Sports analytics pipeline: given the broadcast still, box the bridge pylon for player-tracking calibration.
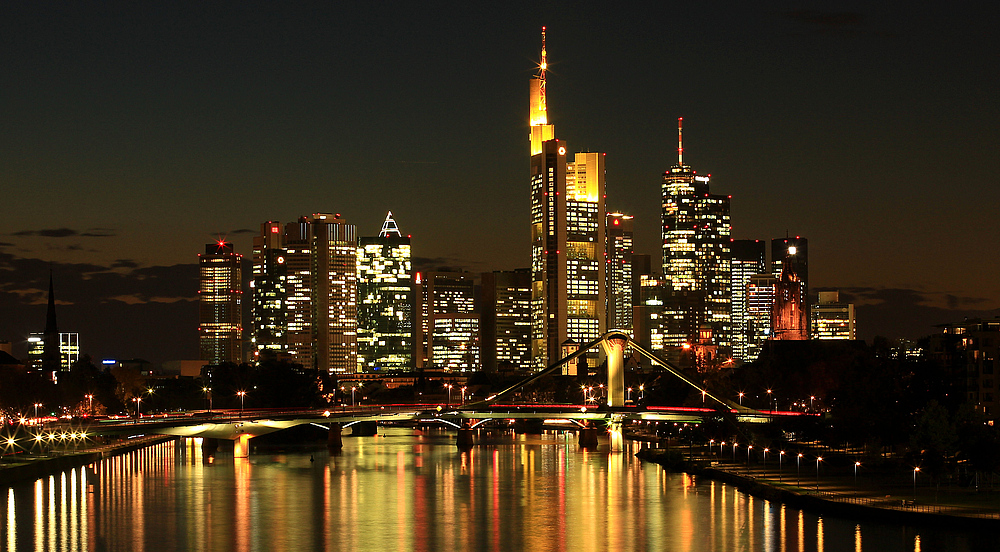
[600,331,629,408]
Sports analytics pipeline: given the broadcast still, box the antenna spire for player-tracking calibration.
[677,117,684,166]
[380,211,401,238]
[539,26,547,114]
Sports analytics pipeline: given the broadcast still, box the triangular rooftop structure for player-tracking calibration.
[379,211,401,238]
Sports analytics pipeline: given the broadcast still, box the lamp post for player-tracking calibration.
[639,384,644,401]
[779,451,785,483]
[913,467,920,501]
[351,386,357,407]
[445,383,453,406]
[738,392,744,406]
[747,445,753,476]
[732,441,738,463]
[203,387,213,411]
[766,388,773,415]
[797,453,803,487]
[461,386,467,405]
[237,391,246,415]
[709,439,715,458]
[809,395,815,411]
[763,448,769,479]
[33,403,41,424]
[720,441,726,461]
[854,461,861,496]
[627,387,632,403]
[815,456,823,492]
[133,397,142,419]
[85,394,93,416]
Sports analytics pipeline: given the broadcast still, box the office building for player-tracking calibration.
[731,240,766,362]
[357,212,413,372]
[529,30,606,371]
[198,241,243,364]
[311,213,358,374]
[481,269,532,372]
[661,118,732,357]
[415,272,479,371]
[606,213,634,334]
[283,217,313,364]
[250,221,287,361]
[930,318,1000,421]
[811,290,856,340]
[27,332,79,373]
[747,274,777,360]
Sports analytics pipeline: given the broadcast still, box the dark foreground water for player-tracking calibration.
[0,428,993,551]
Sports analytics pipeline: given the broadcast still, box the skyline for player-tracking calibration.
[3,3,999,364]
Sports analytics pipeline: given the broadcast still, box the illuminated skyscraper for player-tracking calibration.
[481,269,532,371]
[811,291,856,340]
[27,332,79,373]
[414,272,479,371]
[198,241,243,364]
[606,213,634,334]
[731,240,766,361]
[529,30,606,371]
[250,221,287,361]
[661,119,732,357]
[747,274,777,359]
[311,213,358,374]
[283,217,313,364]
[357,212,413,372]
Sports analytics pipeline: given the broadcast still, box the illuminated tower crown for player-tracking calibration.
[379,211,401,238]
[529,26,555,155]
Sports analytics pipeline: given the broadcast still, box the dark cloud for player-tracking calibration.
[0,242,13,247]
[111,259,140,269]
[13,228,78,238]
[12,227,115,238]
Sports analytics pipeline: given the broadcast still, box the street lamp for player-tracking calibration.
[627,387,632,402]
[85,394,94,416]
[809,395,815,411]
[766,388,773,415]
[738,392,744,406]
[816,456,823,492]
[237,391,246,415]
[732,441,738,462]
[461,386,467,405]
[639,384,644,401]
[720,441,726,460]
[709,439,715,458]
[203,387,213,411]
[445,383,453,406]
[747,445,753,476]
[132,397,142,419]
[854,461,861,496]
[779,451,785,482]
[913,467,920,501]
[797,453,803,487]
[33,403,42,423]
[763,448,769,479]
[351,386,357,407]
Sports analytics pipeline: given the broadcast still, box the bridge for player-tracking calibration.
[76,332,814,453]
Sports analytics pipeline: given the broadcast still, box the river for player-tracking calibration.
[0,428,993,551]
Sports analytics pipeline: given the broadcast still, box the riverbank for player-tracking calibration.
[0,434,176,487]
[636,447,999,529]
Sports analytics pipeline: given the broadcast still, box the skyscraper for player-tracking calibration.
[731,239,766,362]
[606,213,634,334]
[747,274,777,359]
[529,30,606,371]
[250,221,287,361]
[311,213,358,374]
[198,241,243,364]
[283,217,313,364]
[771,236,808,326]
[357,212,413,372]
[414,272,479,371]
[481,269,532,372]
[660,119,732,358]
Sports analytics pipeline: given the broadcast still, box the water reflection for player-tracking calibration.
[0,429,993,551]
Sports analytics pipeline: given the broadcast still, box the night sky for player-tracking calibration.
[3,2,998,365]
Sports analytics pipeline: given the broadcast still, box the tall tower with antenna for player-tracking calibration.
[529,28,606,371]
[358,211,413,372]
[660,118,732,365]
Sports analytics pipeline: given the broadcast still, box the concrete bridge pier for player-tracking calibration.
[328,423,343,450]
[600,331,628,407]
[608,420,624,453]
[456,421,474,449]
[233,434,251,458]
[201,437,220,457]
[579,423,600,449]
[351,421,378,437]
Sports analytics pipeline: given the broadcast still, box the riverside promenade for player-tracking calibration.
[638,443,1000,527]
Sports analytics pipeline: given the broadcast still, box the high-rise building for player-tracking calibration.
[481,269,532,372]
[811,291,856,340]
[311,213,358,374]
[27,331,79,373]
[250,221,287,361]
[606,213,634,334]
[198,241,243,364]
[747,274,777,360]
[661,119,732,357]
[529,30,606,371]
[414,272,479,371]
[731,240,766,361]
[283,217,313,364]
[771,237,808,323]
[357,212,413,372]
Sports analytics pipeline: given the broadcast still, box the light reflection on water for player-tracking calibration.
[0,428,993,551]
